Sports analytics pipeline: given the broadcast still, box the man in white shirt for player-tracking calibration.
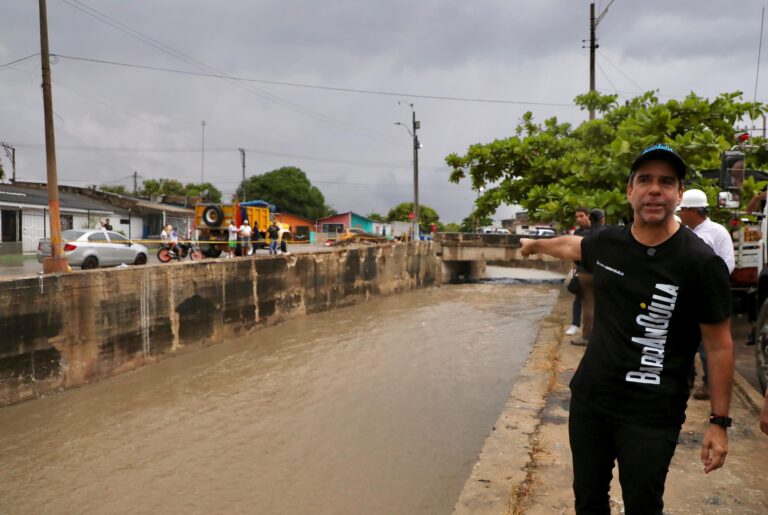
[239,219,252,256]
[678,189,735,400]
[227,220,238,258]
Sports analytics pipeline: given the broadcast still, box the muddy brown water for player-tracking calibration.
[0,270,559,514]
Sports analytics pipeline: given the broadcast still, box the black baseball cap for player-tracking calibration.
[631,144,687,179]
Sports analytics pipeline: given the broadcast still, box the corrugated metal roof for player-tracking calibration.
[0,183,115,212]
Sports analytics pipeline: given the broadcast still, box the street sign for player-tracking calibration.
[409,212,414,220]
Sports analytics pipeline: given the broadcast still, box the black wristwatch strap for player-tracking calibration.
[709,415,732,428]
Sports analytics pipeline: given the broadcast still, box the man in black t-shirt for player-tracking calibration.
[520,144,734,515]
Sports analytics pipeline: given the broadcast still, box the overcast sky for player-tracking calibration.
[1,0,766,223]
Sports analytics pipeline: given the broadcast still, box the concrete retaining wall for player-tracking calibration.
[0,243,438,406]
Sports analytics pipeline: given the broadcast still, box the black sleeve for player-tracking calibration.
[580,233,597,273]
[695,255,733,324]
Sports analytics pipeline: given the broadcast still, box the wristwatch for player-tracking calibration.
[709,415,732,428]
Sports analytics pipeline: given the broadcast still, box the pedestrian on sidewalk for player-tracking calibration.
[570,208,607,346]
[239,218,252,256]
[677,189,735,401]
[267,220,279,255]
[521,144,734,515]
[227,219,238,258]
[565,207,591,338]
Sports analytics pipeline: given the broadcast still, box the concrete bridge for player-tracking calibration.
[432,233,569,282]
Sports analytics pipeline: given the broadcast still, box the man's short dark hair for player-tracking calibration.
[575,207,589,215]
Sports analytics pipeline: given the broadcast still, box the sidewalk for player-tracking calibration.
[454,290,768,515]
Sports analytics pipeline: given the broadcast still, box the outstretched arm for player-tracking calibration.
[699,319,733,473]
[520,235,582,261]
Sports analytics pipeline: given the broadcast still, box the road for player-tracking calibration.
[0,242,333,278]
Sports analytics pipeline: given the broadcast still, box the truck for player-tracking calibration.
[714,146,768,393]
[194,201,287,257]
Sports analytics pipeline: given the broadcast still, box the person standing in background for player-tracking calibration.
[677,189,735,400]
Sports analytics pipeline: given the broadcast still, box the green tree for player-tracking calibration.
[366,212,385,221]
[446,91,767,227]
[443,222,462,232]
[140,178,185,197]
[460,214,492,232]
[386,202,440,231]
[99,184,129,195]
[185,182,222,202]
[238,166,329,219]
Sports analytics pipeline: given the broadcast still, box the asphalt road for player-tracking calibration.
[0,242,334,278]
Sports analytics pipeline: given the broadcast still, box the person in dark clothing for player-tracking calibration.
[267,221,279,255]
[570,208,607,346]
[520,144,733,514]
[566,208,591,338]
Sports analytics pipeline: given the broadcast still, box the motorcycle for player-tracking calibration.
[157,240,204,263]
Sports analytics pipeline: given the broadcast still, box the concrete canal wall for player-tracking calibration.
[0,243,438,406]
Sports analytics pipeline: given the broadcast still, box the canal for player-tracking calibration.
[0,268,560,514]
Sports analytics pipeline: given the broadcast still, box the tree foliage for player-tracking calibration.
[136,179,222,201]
[98,184,129,195]
[140,178,185,196]
[446,91,767,226]
[238,166,329,220]
[184,182,222,202]
[386,202,440,230]
[366,212,385,221]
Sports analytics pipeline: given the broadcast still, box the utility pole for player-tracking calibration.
[132,171,138,195]
[239,148,246,202]
[0,142,16,182]
[201,120,206,183]
[38,0,67,273]
[396,103,421,239]
[587,0,615,120]
[412,109,420,239]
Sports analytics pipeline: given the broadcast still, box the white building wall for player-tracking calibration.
[129,215,144,240]
[21,209,46,253]
[20,208,118,253]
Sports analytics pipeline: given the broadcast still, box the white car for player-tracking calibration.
[37,229,149,269]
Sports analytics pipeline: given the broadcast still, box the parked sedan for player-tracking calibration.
[37,229,149,269]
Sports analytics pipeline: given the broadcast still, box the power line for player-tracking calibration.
[596,62,623,101]
[12,142,431,169]
[597,54,645,93]
[0,53,38,70]
[58,0,402,145]
[53,54,577,108]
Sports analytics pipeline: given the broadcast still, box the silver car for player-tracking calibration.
[37,229,149,269]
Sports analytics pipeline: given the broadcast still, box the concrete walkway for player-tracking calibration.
[454,289,768,515]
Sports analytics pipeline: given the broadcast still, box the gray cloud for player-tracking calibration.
[2,0,768,223]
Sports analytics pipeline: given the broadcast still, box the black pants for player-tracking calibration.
[568,394,681,515]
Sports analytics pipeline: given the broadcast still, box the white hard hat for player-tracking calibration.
[678,189,708,209]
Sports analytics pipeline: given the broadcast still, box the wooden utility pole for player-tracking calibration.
[589,3,596,120]
[0,142,15,182]
[588,0,615,121]
[133,171,138,195]
[412,110,420,239]
[239,148,246,202]
[39,0,68,273]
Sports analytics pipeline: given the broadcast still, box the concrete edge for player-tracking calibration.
[452,290,568,515]
[732,367,764,415]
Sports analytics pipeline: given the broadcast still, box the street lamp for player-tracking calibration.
[201,120,206,183]
[394,102,420,239]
